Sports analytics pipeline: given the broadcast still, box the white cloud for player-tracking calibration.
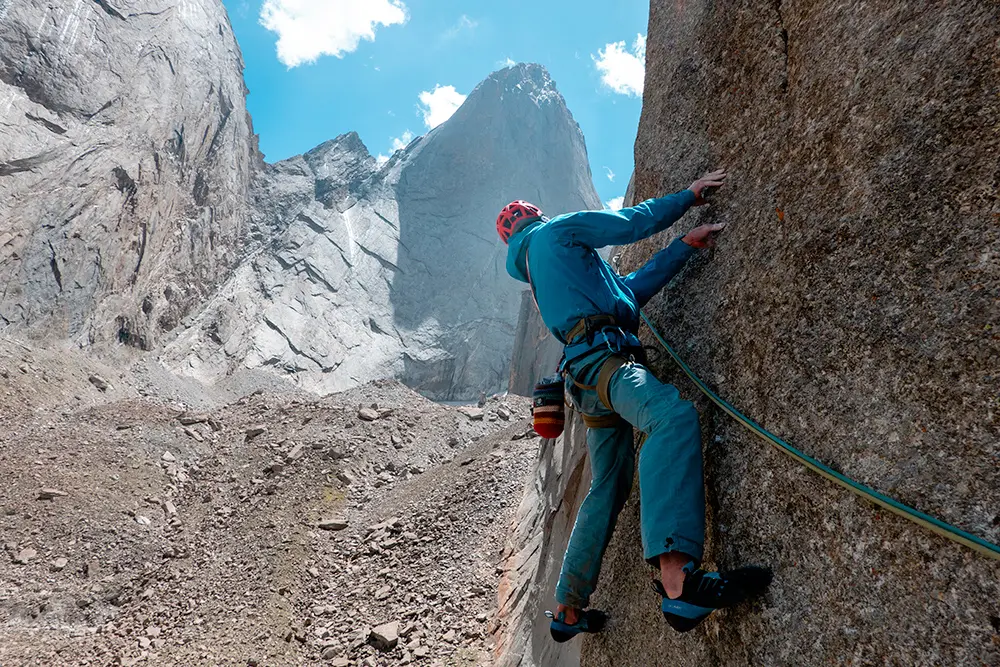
[604,167,616,182]
[593,34,646,96]
[500,57,516,68]
[443,14,477,40]
[375,130,415,167]
[605,196,625,210]
[260,0,407,68]
[418,85,467,129]
[391,130,414,152]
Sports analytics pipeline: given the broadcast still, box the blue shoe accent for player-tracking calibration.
[653,562,772,633]
[660,597,716,620]
[544,609,608,643]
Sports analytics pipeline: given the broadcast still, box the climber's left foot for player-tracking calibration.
[544,608,608,643]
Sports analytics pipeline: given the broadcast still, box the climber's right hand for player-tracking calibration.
[688,169,727,206]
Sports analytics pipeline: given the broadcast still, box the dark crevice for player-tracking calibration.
[169,125,186,162]
[372,209,398,230]
[132,222,147,283]
[25,113,67,135]
[296,212,327,235]
[92,0,127,20]
[274,254,300,271]
[206,90,234,158]
[262,316,338,373]
[112,166,138,212]
[116,315,150,350]
[356,242,403,274]
[0,150,59,177]
[368,318,390,336]
[193,170,209,206]
[200,124,211,152]
[61,207,83,228]
[83,98,117,120]
[48,242,63,292]
[127,8,172,19]
[301,261,338,293]
[297,212,350,258]
[71,145,108,167]
[774,0,789,92]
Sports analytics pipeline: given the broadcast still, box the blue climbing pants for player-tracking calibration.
[555,362,705,609]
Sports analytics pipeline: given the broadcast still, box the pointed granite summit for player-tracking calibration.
[165,63,601,400]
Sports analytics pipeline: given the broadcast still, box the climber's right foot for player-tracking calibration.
[544,608,608,643]
[653,562,772,633]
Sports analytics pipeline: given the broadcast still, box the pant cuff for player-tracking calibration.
[644,534,704,567]
[554,585,589,610]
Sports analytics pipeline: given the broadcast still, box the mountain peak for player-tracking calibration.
[470,62,563,109]
[304,132,371,163]
[301,132,375,189]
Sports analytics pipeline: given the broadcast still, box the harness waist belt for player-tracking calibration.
[565,314,619,344]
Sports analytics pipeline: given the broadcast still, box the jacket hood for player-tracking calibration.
[505,219,545,283]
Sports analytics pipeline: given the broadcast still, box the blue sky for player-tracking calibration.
[221,0,650,208]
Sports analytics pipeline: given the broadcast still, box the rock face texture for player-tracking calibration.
[0,0,256,348]
[165,64,600,400]
[500,2,999,665]
[494,420,590,667]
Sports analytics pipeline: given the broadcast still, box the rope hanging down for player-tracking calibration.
[638,311,1000,561]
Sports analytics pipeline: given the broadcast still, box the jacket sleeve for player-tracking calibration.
[546,189,696,249]
[621,237,697,307]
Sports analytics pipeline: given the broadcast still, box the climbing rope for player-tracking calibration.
[639,311,1000,561]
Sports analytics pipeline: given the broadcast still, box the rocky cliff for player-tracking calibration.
[499,2,999,665]
[508,292,562,396]
[164,64,601,400]
[0,0,257,349]
[0,0,599,401]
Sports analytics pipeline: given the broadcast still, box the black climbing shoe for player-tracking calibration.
[653,561,772,633]
[544,608,608,643]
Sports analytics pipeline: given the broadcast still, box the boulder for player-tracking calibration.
[368,621,399,651]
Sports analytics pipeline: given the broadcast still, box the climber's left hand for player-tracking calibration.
[682,222,727,249]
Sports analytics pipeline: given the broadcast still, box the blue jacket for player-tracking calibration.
[505,190,697,380]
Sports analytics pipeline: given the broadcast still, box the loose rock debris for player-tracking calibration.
[1,372,534,666]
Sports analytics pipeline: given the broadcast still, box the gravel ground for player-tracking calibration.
[0,337,537,666]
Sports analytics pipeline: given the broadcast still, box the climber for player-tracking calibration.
[498,171,772,640]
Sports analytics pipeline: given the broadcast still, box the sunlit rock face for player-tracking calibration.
[0,0,256,348]
[0,1,598,402]
[165,64,601,400]
[497,2,1000,665]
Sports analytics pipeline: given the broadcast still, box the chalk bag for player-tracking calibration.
[532,375,565,439]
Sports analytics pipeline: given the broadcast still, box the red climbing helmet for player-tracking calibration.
[496,200,544,244]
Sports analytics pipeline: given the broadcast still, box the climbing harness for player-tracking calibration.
[638,310,1000,561]
[562,317,643,429]
[524,249,628,433]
